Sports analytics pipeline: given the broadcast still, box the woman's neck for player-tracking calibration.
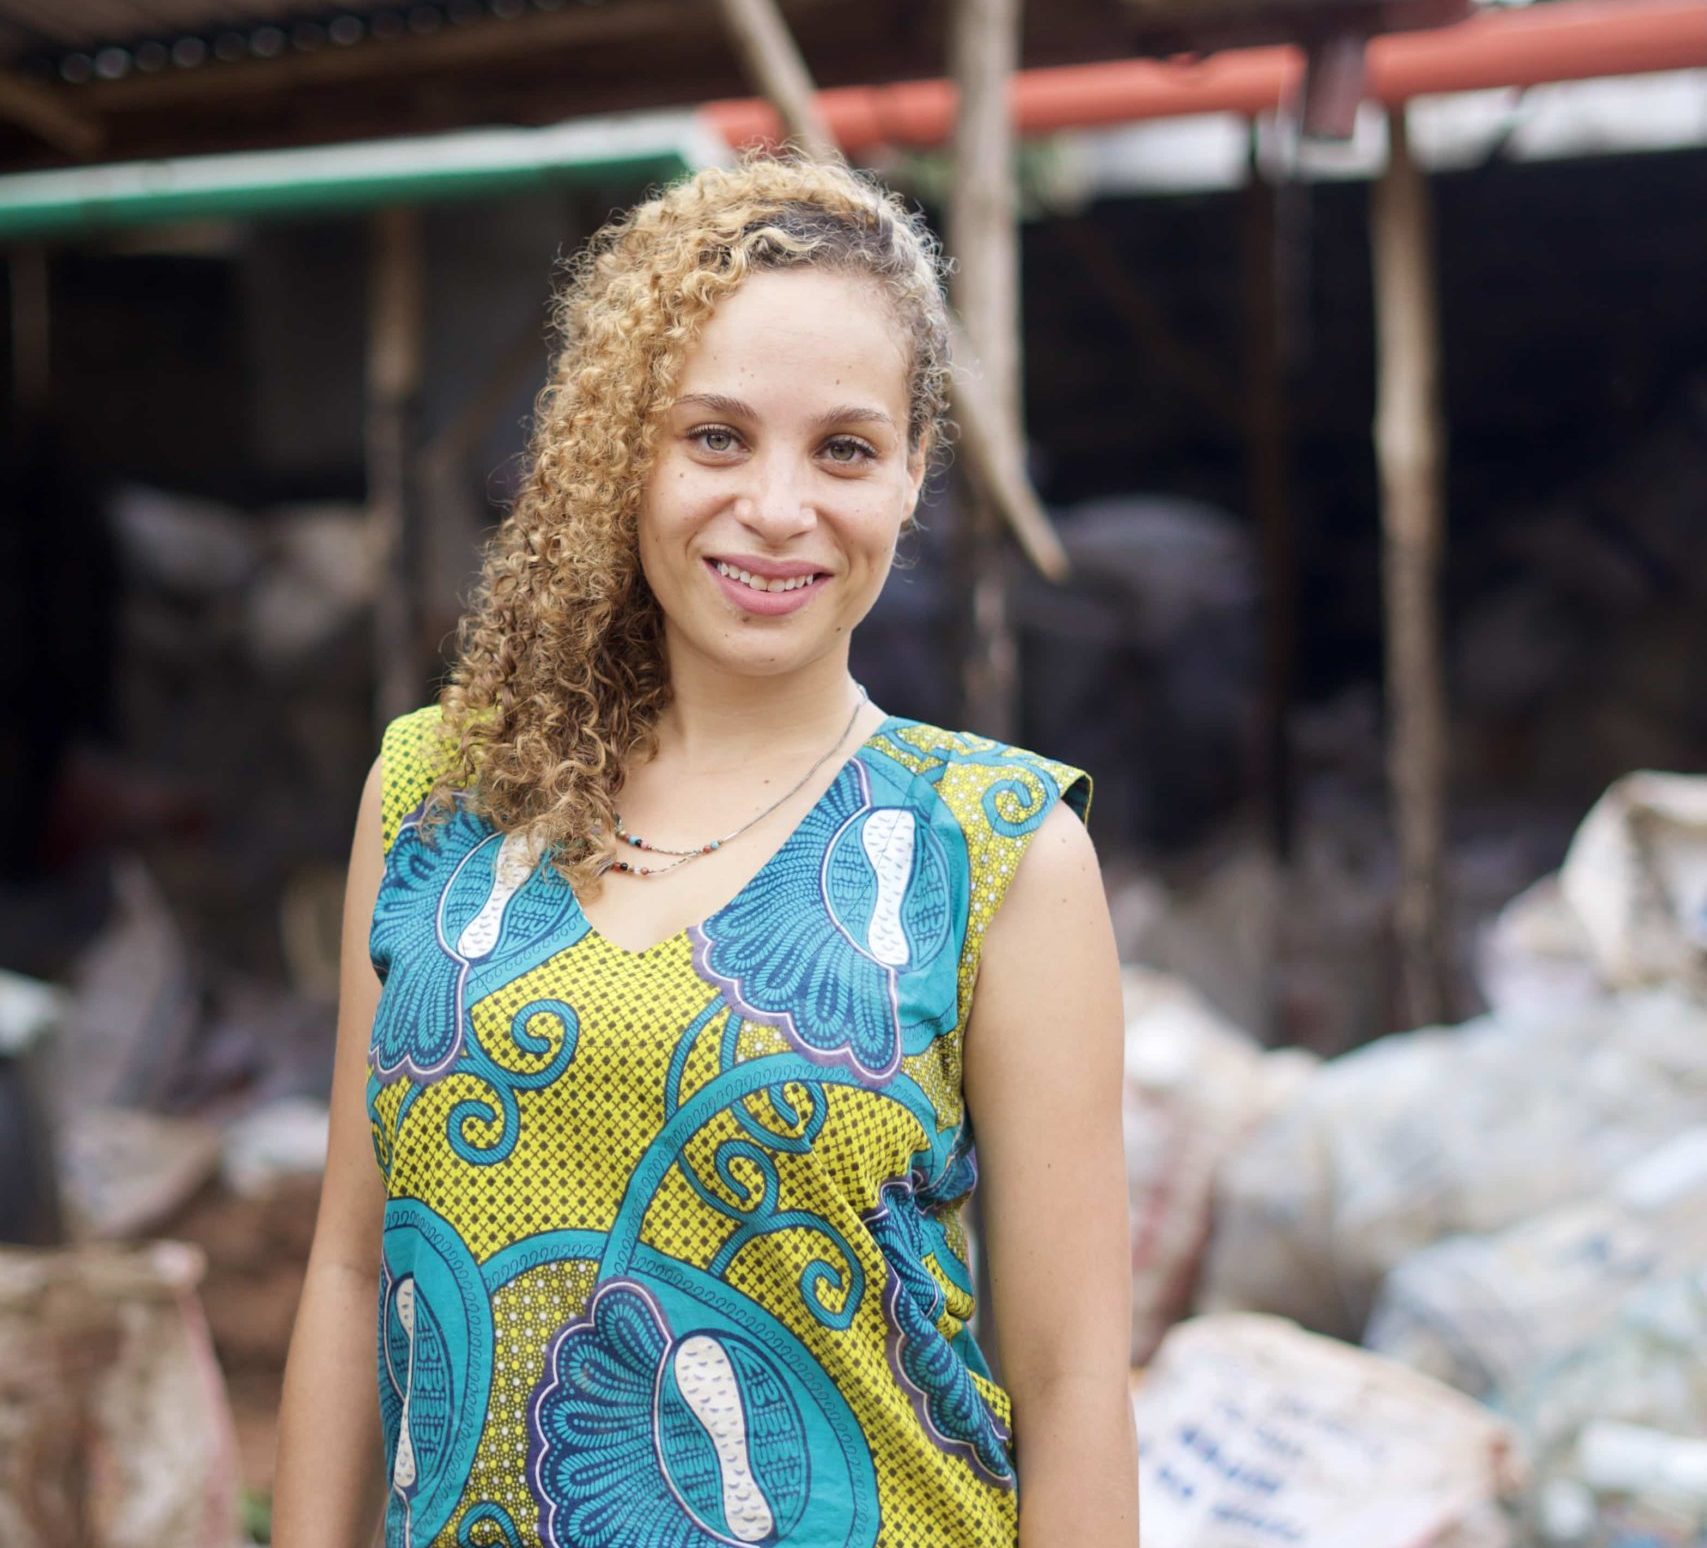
[650,649,870,776]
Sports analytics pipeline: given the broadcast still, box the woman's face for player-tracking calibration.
[637,266,926,681]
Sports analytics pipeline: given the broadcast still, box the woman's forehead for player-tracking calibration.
[675,269,910,412]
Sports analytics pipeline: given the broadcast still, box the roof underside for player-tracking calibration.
[0,0,1467,173]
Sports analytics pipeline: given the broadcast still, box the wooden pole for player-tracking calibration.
[706,0,1066,582]
[8,246,49,461]
[948,0,1024,741]
[1371,106,1451,1029]
[945,0,1024,1379]
[1243,134,1297,869]
[367,204,425,727]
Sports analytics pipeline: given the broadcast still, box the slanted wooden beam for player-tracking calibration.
[948,349,1065,579]
[713,0,837,160]
[1058,214,1241,423]
[707,0,1066,583]
[0,73,102,160]
[1371,105,1451,1028]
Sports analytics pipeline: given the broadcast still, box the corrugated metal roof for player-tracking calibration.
[0,0,1468,175]
[0,1,396,60]
[0,0,1436,65]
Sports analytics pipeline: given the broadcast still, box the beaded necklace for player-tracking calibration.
[606,685,870,878]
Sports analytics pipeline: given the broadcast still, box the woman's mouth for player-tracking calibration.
[704,557,829,616]
[713,560,822,593]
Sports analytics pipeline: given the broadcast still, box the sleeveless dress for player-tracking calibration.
[366,703,1092,1548]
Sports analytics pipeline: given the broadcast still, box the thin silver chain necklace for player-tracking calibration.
[605,684,871,878]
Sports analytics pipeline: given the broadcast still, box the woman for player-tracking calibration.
[275,153,1136,1548]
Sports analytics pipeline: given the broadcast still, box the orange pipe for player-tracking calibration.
[702,0,1707,152]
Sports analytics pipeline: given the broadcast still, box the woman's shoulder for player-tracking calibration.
[872,714,1093,831]
[868,716,1094,986]
[377,702,462,853]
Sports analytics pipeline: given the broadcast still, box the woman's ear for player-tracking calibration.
[903,440,928,525]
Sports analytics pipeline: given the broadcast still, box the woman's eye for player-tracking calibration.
[824,437,876,465]
[693,426,740,454]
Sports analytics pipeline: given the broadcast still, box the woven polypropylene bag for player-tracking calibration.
[0,1240,240,1548]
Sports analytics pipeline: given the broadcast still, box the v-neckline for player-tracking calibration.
[566,712,903,959]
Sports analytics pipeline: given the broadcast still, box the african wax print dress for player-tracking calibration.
[366,703,1092,1547]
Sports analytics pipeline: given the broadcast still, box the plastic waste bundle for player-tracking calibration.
[1120,967,1317,1361]
[1199,988,1707,1342]
[1506,1266,1707,1548]
[1365,1127,1707,1400]
[1134,1314,1523,1548]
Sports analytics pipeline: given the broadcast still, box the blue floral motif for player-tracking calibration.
[369,800,586,1084]
[378,1200,495,1546]
[864,1170,1016,1488]
[529,1279,812,1548]
[690,758,959,1082]
[978,757,1061,839]
[883,725,1079,839]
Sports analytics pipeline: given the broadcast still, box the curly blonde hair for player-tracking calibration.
[425,151,954,897]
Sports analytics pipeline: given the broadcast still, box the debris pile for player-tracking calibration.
[1129,770,1707,1548]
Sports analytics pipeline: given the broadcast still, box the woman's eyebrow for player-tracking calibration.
[672,392,896,433]
[811,404,898,433]
[672,392,753,419]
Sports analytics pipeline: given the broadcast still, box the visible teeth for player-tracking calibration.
[715,561,818,594]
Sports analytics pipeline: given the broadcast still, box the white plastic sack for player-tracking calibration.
[1560,770,1707,997]
[1475,873,1605,1019]
[1121,967,1317,1361]
[1366,1127,1707,1399]
[1135,1314,1522,1548]
[58,1106,223,1240]
[220,1094,330,1197]
[1199,989,1707,1340]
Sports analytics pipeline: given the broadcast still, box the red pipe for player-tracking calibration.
[702,0,1707,153]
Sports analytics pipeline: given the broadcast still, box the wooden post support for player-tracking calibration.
[1371,106,1452,1029]
[945,0,1024,1376]
[8,246,50,461]
[367,203,425,728]
[949,0,1024,741]
[1243,136,1297,869]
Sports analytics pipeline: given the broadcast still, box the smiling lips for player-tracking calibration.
[704,555,829,616]
[714,559,820,594]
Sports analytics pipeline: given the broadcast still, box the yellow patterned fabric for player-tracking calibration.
[365,703,1091,1547]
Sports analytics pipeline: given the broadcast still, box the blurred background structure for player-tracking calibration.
[1,1,1705,1544]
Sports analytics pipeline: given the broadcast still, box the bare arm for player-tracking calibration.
[964,800,1139,1548]
[273,754,391,1546]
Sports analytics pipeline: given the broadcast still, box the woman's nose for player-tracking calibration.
[736,451,817,539]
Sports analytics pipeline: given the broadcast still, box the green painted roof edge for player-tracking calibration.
[0,110,728,241]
